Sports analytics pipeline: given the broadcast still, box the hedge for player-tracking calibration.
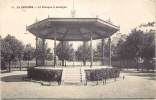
[27,67,63,84]
[85,68,120,83]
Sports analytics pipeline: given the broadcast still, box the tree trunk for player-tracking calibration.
[137,58,139,71]
[28,60,29,68]
[83,59,86,66]
[8,61,11,72]
[126,59,128,70]
[141,61,144,72]
[62,59,64,66]
[120,59,122,69]
[19,59,22,71]
[65,60,66,67]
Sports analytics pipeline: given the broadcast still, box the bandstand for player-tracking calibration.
[27,18,120,84]
[27,18,119,67]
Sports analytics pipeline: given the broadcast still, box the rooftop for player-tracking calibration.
[27,18,119,41]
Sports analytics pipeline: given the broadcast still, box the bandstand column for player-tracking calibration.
[42,38,45,65]
[101,38,105,65]
[35,36,38,66]
[54,33,57,67]
[90,33,93,67]
[83,41,87,66]
[61,41,64,66]
[108,37,112,66]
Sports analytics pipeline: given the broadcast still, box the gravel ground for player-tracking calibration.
[1,71,156,99]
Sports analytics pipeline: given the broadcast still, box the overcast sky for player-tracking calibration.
[0,0,155,50]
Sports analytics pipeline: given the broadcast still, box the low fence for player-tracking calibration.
[2,60,61,71]
[85,68,120,85]
[2,59,154,72]
[1,60,36,71]
[111,59,137,68]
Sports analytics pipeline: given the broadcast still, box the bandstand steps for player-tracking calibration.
[62,68,82,84]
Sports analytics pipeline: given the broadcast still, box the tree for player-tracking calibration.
[116,29,144,69]
[95,38,118,66]
[23,44,35,61]
[45,48,53,60]
[141,32,155,70]
[96,39,109,58]
[1,35,24,72]
[55,41,74,66]
[1,37,12,70]
[138,21,155,70]
[141,32,155,59]
[114,26,155,70]
[75,42,95,65]
[23,44,35,67]
[35,39,47,66]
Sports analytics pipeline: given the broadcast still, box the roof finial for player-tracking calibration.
[26,24,27,31]
[71,0,76,18]
[96,15,99,18]
[35,17,38,23]
[106,17,111,23]
[48,14,50,18]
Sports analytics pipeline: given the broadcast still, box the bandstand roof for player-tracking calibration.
[27,18,119,41]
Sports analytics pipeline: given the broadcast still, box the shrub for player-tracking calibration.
[27,67,63,83]
[85,68,120,81]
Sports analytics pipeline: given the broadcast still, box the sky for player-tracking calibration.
[0,0,156,50]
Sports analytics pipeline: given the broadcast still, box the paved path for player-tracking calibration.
[1,71,156,99]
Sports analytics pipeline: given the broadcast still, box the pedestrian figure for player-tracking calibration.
[123,75,125,80]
